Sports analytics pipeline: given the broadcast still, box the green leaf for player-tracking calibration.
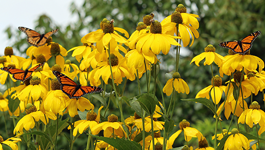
[170,146,184,150]
[78,111,87,120]
[91,94,106,106]
[41,118,69,150]
[92,136,141,150]
[8,98,20,113]
[133,131,152,143]
[216,134,229,150]
[240,131,265,143]
[232,82,239,100]
[1,144,12,150]
[137,93,158,115]
[182,98,216,116]
[164,120,175,135]
[129,98,142,117]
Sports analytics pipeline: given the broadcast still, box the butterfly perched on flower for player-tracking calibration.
[53,71,102,99]
[18,27,58,47]
[219,31,261,54]
[1,62,44,82]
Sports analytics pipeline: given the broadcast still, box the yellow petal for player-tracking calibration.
[246,109,253,127]
[252,109,261,124]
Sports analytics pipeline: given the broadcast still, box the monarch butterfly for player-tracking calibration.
[219,31,261,54]
[53,71,102,98]
[18,27,58,47]
[1,62,44,82]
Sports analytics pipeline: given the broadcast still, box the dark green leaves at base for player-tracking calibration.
[92,135,142,150]
[137,93,158,115]
[182,98,216,116]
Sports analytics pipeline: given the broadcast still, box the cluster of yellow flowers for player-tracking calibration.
[0,3,264,150]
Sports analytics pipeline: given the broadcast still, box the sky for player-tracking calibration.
[0,0,191,57]
[0,0,81,56]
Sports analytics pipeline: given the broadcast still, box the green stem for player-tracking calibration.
[154,63,157,95]
[55,114,59,150]
[167,82,174,117]
[141,111,146,150]
[150,114,155,150]
[170,90,176,118]
[144,60,149,93]
[262,90,265,107]
[121,78,127,96]
[210,64,218,149]
[107,43,129,139]
[175,23,180,72]
[137,70,141,95]
[2,111,8,137]
[86,128,91,150]
[118,100,129,139]
[107,44,119,98]
[70,117,74,150]
[256,125,261,150]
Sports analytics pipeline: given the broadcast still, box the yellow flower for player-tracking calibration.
[63,60,79,80]
[217,97,248,120]
[0,92,9,111]
[129,20,181,55]
[43,79,70,115]
[43,90,69,115]
[134,117,164,132]
[21,55,37,70]
[88,68,101,86]
[161,4,199,47]
[13,105,56,134]
[126,49,154,78]
[26,42,67,68]
[91,114,126,138]
[195,137,214,150]
[71,106,103,136]
[67,97,94,117]
[220,54,264,76]
[238,101,265,135]
[163,72,190,96]
[0,64,18,84]
[0,136,21,150]
[224,128,249,150]
[212,129,230,141]
[196,75,226,104]
[16,76,47,107]
[82,19,128,51]
[167,119,202,149]
[149,132,164,150]
[3,47,25,68]
[94,52,134,85]
[128,22,149,42]
[68,42,94,62]
[227,72,258,99]
[191,45,224,67]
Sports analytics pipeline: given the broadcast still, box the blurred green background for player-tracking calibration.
[1,0,265,149]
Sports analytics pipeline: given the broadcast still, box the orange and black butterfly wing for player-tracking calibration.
[18,27,58,47]
[18,27,41,47]
[23,62,45,81]
[1,67,26,81]
[53,71,78,98]
[1,62,44,81]
[240,31,261,54]
[219,31,261,54]
[74,86,103,98]
[219,41,241,53]
[37,29,58,46]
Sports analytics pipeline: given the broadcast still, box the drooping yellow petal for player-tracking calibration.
[251,109,261,125]
[246,109,253,127]
[163,79,173,96]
